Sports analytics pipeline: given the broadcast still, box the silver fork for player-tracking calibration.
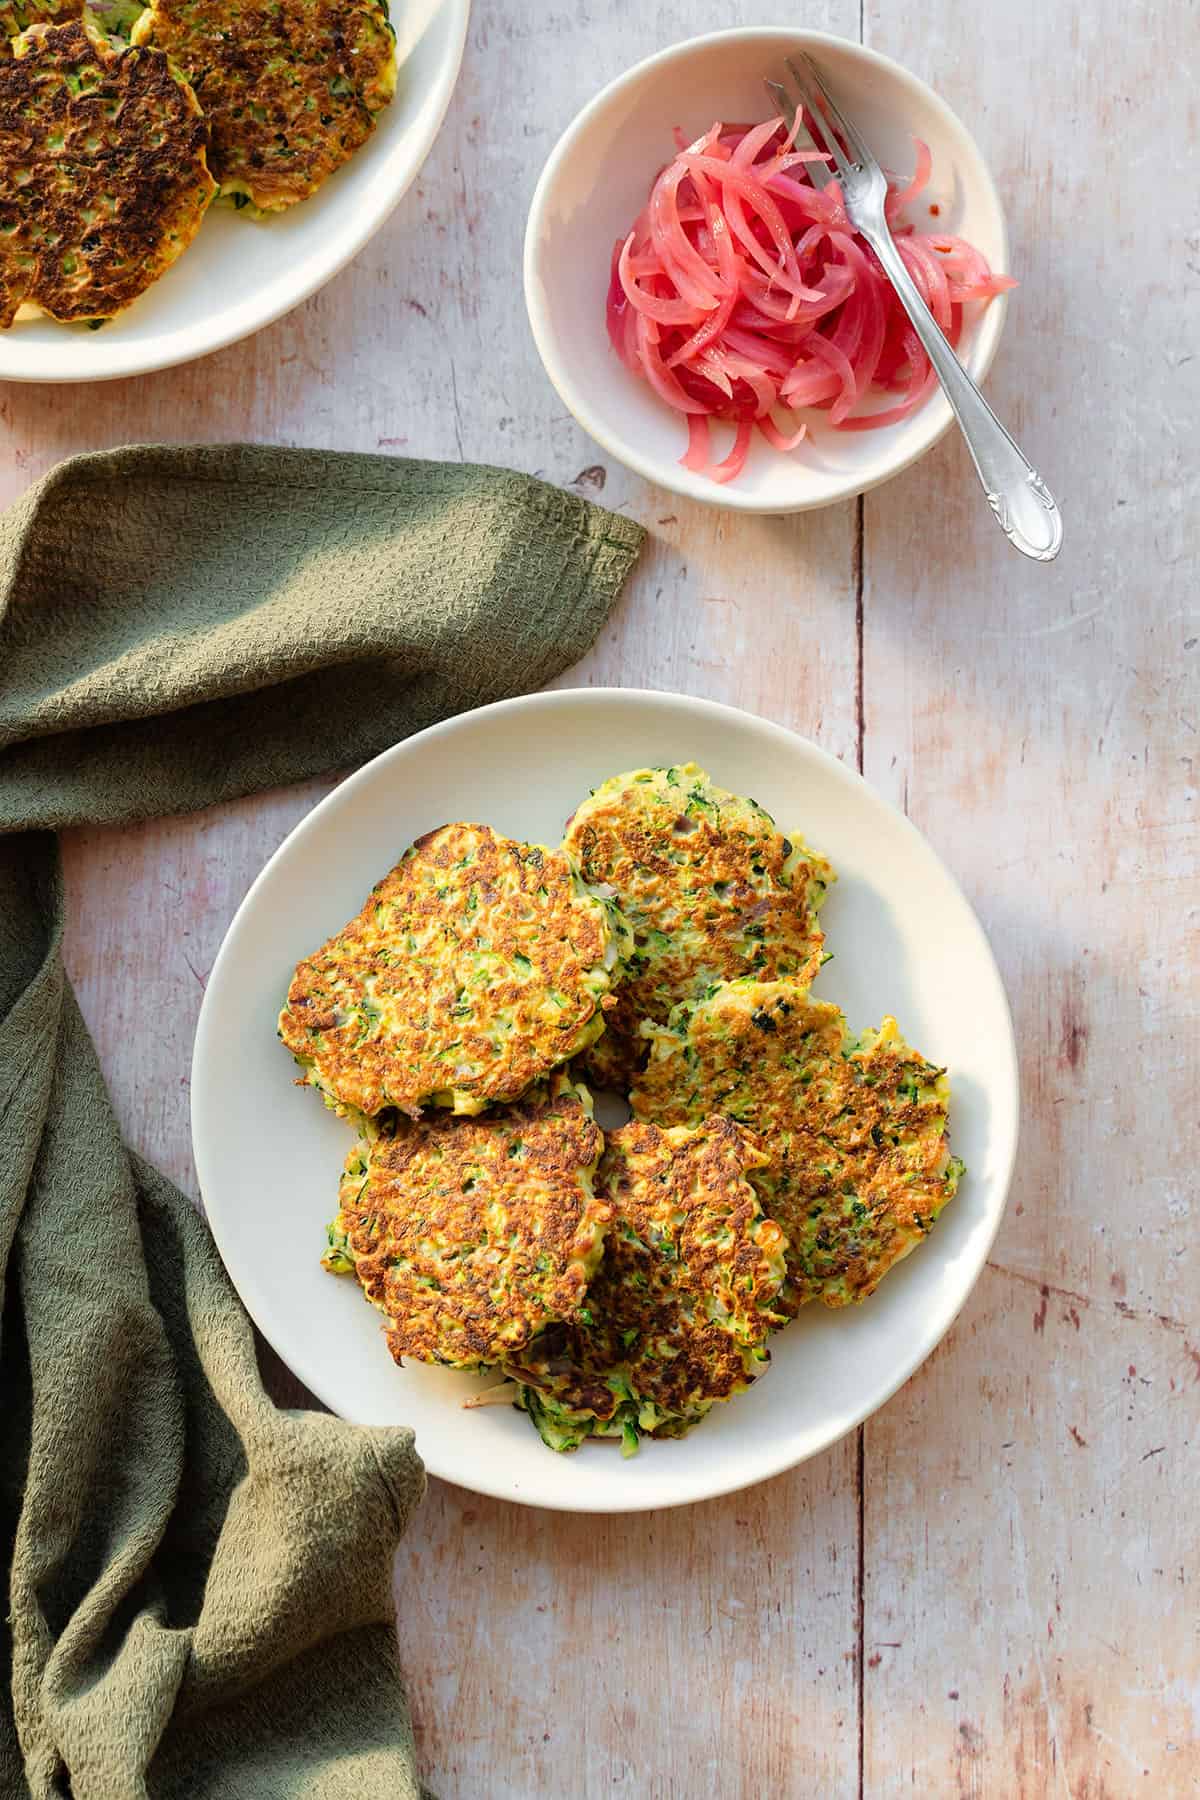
[767,55,1062,562]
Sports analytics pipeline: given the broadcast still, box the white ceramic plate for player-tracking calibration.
[1,0,470,383]
[193,689,1018,1513]
[525,27,1009,513]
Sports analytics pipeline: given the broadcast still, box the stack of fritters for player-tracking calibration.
[283,770,963,1458]
[633,979,963,1312]
[1,0,396,329]
[505,1116,785,1454]
[281,824,635,1409]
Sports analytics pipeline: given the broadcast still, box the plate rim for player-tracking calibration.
[192,686,1020,1512]
[0,0,472,384]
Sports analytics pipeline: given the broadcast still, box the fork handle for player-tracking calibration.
[863,224,1063,562]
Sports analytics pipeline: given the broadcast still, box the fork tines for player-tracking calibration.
[769,52,874,183]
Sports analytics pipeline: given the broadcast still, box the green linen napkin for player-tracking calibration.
[0,444,645,1799]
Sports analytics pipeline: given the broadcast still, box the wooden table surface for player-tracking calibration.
[5,1,1197,1793]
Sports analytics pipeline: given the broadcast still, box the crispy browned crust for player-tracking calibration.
[279,823,618,1119]
[632,980,960,1313]
[1,0,145,39]
[132,0,395,210]
[1,0,79,39]
[0,20,214,326]
[565,766,830,1092]
[332,1081,608,1369]
[509,1115,783,1422]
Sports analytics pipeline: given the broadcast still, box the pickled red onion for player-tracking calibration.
[605,118,1016,483]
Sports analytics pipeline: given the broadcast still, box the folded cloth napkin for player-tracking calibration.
[0,444,644,1799]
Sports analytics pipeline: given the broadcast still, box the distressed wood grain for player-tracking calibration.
[859,0,1200,1788]
[5,0,1197,1793]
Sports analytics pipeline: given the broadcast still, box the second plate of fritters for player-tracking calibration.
[131,0,396,210]
[0,19,214,327]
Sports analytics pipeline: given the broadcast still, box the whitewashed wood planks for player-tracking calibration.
[860,0,1199,1787]
[3,0,1196,1791]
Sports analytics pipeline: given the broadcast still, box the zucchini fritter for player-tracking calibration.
[0,1,144,39]
[632,978,963,1313]
[0,19,214,327]
[506,1115,785,1454]
[279,822,630,1120]
[323,1076,608,1370]
[563,763,832,1091]
[131,0,396,211]
[1,0,75,36]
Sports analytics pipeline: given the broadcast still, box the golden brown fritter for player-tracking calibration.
[279,822,630,1120]
[131,0,396,211]
[632,978,963,1313]
[0,20,214,327]
[563,763,832,1091]
[0,0,145,39]
[505,1115,785,1453]
[323,1076,609,1370]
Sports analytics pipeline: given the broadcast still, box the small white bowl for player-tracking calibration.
[524,27,1010,514]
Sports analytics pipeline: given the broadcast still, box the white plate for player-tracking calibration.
[193,689,1018,1513]
[1,0,470,383]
